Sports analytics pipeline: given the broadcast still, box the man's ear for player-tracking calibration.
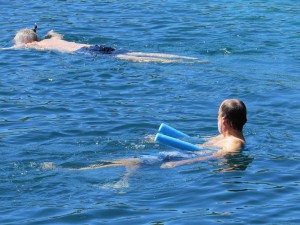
[223,117,233,129]
[223,117,229,127]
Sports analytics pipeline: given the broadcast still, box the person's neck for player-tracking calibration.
[222,128,245,141]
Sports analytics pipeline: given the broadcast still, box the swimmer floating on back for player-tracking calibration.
[40,99,247,189]
[2,24,204,63]
[67,99,247,170]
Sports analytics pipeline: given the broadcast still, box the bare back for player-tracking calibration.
[27,38,90,53]
[202,134,245,154]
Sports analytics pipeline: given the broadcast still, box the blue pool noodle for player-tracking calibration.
[155,133,201,151]
[158,123,190,138]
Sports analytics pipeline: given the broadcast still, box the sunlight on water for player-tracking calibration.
[0,0,299,224]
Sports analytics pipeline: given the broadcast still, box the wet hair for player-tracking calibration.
[220,99,247,131]
[13,27,39,45]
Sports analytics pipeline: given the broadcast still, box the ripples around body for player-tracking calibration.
[0,0,299,224]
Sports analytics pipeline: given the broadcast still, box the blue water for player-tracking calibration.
[1,0,300,224]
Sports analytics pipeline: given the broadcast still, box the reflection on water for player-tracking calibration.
[1,0,299,224]
[217,151,254,172]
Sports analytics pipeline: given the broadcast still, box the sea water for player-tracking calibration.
[0,0,299,224]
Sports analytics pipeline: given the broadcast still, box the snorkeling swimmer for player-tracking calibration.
[2,24,203,63]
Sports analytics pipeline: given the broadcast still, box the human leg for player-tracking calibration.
[125,52,198,59]
[115,54,181,63]
[66,158,142,170]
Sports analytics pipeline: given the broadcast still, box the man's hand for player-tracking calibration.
[45,30,63,39]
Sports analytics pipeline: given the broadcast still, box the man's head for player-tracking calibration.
[218,99,247,132]
[13,28,39,45]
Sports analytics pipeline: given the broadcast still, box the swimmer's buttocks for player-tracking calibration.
[76,45,116,55]
[97,45,115,53]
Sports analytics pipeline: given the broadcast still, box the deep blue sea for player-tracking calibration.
[1,0,299,224]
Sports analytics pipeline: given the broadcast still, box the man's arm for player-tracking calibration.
[45,30,63,39]
[160,154,216,168]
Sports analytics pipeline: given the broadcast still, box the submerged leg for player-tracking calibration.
[101,163,140,189]
[66,158,142,170]
[115,54,181,63]
[125,52,198,60]
[115,52,207,63]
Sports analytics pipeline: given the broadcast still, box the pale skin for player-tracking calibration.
[161,100,246,168]
[9,30,90,52]
[68,99,246,170]
[4,30,202,63]
[60,100,246,189]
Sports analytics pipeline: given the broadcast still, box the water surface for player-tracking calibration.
[0,0,299,224]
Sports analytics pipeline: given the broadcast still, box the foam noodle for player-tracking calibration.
[158,123,190,138]
[155,133,201,151]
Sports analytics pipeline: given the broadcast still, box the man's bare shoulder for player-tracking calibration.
[201,134,223,148]
[30,39,89,52]
[222,137,244,153]
[38,38,63,45]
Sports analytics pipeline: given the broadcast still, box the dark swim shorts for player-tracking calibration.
[76,45,116,55]
[140,151,199,165]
